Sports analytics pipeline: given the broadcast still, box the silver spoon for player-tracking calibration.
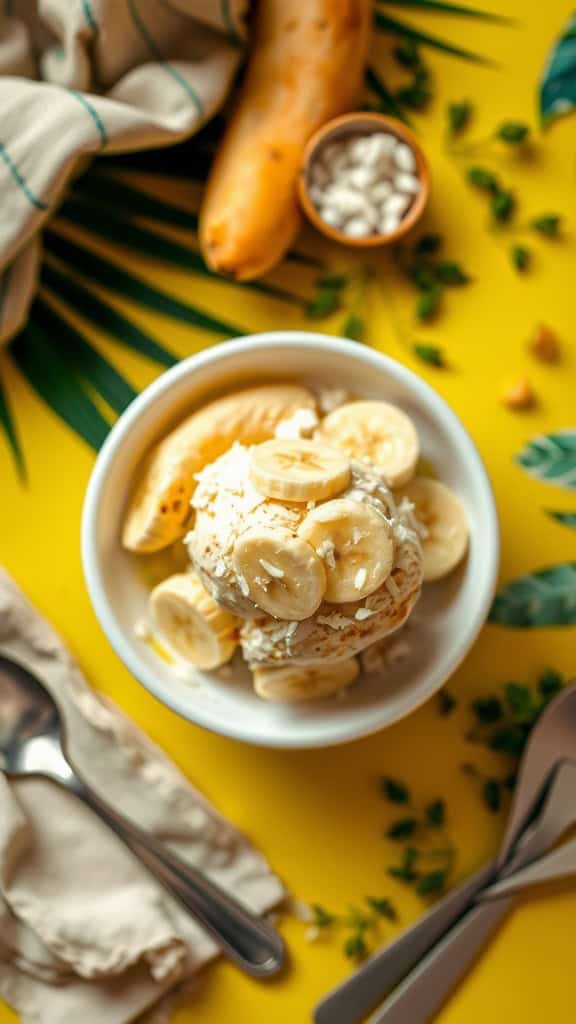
[315,683,576,1024]
[0,656,285,978]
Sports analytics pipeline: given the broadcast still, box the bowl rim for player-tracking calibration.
[82,332,500,749]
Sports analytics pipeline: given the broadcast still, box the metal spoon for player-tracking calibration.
[0,656,285,978]
[315,683,576,1024]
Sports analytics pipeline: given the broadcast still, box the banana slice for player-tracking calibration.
[249,439,350,502]
[253,658,359,702]
[232,527,326,620]
[317,400,419,488]
[149,574,239,669]
[402,478,468,581]
[298,497,394,603]
[123,384,316,552]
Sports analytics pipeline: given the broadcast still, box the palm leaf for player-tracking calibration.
[45,232,244,336]
[0,367,26,480]
[41,262,177,367]
[32,297,137,415]
[72,173,199,230]
[56,199,304,305]
[378,0,511,23]
[489,563,576,627]
[374,10,493,63]
[10,324,110,451]
[365,67,411,123]
[94,139,214,180]
[516,431,576,490]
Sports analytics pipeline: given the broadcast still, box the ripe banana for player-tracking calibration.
[402,477,469,581]
[149,573,239,669]
[123,385,316,553]
[252,657,359,702]
[317,400,419,488]
[232,527,326,620]
[249,439,350,502]
[298,497,394,602]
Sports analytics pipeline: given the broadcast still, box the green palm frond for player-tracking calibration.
[374,10,496,63]
[365,67,411,123]
[0,367,26,480]
[378,0,511,23]
[72,173,199,230]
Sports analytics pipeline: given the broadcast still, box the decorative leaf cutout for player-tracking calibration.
[378,0,511,21]
[72,174,199,230]
[0,367,26,480]
[374,10,492,63]
[540,12,576,126]
[10,325,110,451]
[41,262,177,367]
[546,510,576,529]
[32,298,137,415]
[516,431,576,491]
[45,232,243,336]
[489,563,576,627]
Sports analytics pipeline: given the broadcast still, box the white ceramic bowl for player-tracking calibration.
[82,332,499,749]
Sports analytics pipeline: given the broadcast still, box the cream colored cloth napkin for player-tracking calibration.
[0,569,284,1024]
[0,0,247,345]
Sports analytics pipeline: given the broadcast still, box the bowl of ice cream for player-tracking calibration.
[82,333,499,749]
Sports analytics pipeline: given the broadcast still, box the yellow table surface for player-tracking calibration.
[1,1,575,1020]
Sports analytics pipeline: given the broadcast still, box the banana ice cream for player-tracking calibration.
[123,385,470,702]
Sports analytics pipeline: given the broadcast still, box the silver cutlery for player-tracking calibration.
[314,683,576,1024]
[0,656,285,978]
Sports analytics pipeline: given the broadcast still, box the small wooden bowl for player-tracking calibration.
[297,112,430,248]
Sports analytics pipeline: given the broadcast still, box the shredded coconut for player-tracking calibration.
[318,386,349,413]
[317,613,354,630]
[259,558,284,579]
[355,606,376,620]
[354,567,368,590]
[316,538,337,570]
[274,407,319,440]
[385,574,401,598]
[237,573,250,597]
[214,559,226,578]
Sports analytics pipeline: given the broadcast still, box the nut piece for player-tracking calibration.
[500,377,536,411]
[529,324,560,364]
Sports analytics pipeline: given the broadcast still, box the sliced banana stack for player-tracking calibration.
[253,658,359,702]
[123,384,316,552]
[149,574,239,669]
[298,497,394,602]
[232,527,326,620]
[402,478,469,581]
[317,400,419,488]
[249,439,350,502]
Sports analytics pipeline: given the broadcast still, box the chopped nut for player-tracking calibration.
[500,377,536,411]
[529,324,560,364]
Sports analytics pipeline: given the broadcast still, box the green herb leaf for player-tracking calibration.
[516,431,576,490]
[511,244,530,271]
[471,696,503,724]
[393,38,422,70]
[305,288,341,319]
[365,67,411,123]
[414,234,443,255]
[538,668,564,700]
[491,189,515,222]
[416,286,442,320]
[311,904,335,928]
[414,344,445,367]
[530,214,562,237]
[489,726,528,756]
[373,10,491,64]
[540,12,576,126]
[381,777,411,803]
[434,261,470,285]
[72,173,199,231]
[317,274,350,289]
[483,779,502,812]
[366,897,398,920]
[388,847,419,882]
[425,799,446,827]
[415,870,446,896]
[409,266,437,291]
[466,166,499,191]
[546,510,576,529]
[502,772,517,790]
[438,689,457,715]
[496,121,530,144]
[344,932,369,960]
[342,312,365,342]
[447,100,473,136]
[503,682,537,722]
[490,563,576,627]
[388,818,419,839]
[396,81,432,110]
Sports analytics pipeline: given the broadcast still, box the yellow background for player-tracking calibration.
[1,1,575,1020]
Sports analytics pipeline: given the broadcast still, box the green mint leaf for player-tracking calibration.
[503,682,536,722]
[438,689,457,715]
[467,166,499,192]
[471,696,503,724]
[483,779,502,813]
[387,818,419,840]
[396,82,432,110]
[311,904,335,928]
[496,121,530,144]
[492,189,516,222]
[414,344,445,368]
[388,847,419,883]
[344,932,369,960]
[425,799,446,828]
[489,725,527,756]
[305,287,341,319]
[416,870,446,897]
[416,285,442,320]
[447,100,473,136]
[538,668,564,701]
[342,312,365,342]
[511,244,530,271]
[393,39,422,71]
[366,897,398,920]
[414,233,442,255]
[381,777,410,804]
[409,266,437,291]
[530,214,561,237]
[434,261,470,285]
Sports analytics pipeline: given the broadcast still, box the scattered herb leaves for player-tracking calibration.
[381,777,410,804]
[447,100,473,137]
[416,871,447,897]
[342,311,365,342]
[366,897,397,921]
[511,244,530,271]
[467,166,499,191]
[388,817,419,840]
[491,189,516,222]
[483,778,502,813]
[388,847,420,883]
[531,213,562,237]
[311,904,335,928]
[416,285,442,320]
[414,233,442,255]
[496,121,530,144]
[414,343,445,367]
[425,799,446,828]
[471,696,503,724]
[434,261,470,285]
